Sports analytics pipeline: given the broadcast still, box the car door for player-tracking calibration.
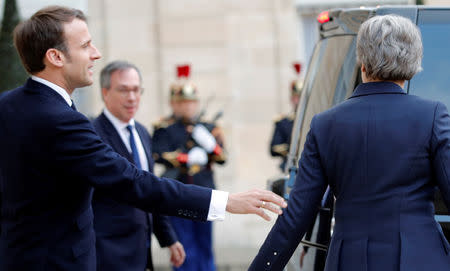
[285,33,360,271]
[408,8,450,237]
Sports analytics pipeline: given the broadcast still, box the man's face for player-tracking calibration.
[102,68,142,123]
[170,100,182,118]
[291,94,300,109]
[62,18,101,91]
[179,100,198,121]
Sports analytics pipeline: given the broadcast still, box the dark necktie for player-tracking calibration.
[126,125,142,170]
[70,100,77,111]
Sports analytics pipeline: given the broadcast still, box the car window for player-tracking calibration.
[297,35,355,158]
[288,37,326,162]
[407,9,450,220]
[409,9,450,109]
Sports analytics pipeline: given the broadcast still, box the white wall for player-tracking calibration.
[0,0,87,21]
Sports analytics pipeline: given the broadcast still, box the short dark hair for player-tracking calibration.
[100,60,142,89]
[13,6,86,74]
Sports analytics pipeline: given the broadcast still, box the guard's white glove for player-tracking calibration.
[192,124,216,153]
[187,147,208,166]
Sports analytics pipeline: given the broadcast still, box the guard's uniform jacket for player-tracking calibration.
[270,113,294,171]
[152,118,226,188]
[152,118,226,271]
[152,114,178,178]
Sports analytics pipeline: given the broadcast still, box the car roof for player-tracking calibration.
[319,5,450,39]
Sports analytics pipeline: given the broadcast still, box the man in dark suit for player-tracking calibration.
[92,61,185,271]
[250,15,450,271]
[0,6,286,271]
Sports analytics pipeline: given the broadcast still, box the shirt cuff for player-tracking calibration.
[207,190,229,221]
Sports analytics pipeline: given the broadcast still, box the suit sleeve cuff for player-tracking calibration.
[207,190,228,221]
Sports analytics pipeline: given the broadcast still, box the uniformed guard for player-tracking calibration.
[269,62,303,171]
[152,64,226,271]
[152,65,188,178]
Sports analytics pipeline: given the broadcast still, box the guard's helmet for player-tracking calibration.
[291,62,303,96]
[291,79,303,97]
[170,64,199,101]
[171,82,198,101]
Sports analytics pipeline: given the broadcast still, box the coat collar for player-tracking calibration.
[23,78,71,108]
[350,81,406,99]
[30,76,72,106]
[97,112,133,162]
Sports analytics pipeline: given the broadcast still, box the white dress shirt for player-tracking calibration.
[30,76,228,221]
[31,76,73,106]
[103,108,149,172]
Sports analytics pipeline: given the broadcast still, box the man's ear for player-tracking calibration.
[360,64,369,83]
[101,88,108,101]
[45,48,64,68]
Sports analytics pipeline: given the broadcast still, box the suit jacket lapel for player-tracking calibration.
[98,113,134,163]
[24,78,71,109]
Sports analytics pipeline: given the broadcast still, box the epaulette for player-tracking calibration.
[153,116,175,130]
[272,144,289,156]
[273,114,287,123]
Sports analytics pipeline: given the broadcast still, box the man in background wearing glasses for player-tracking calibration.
[92,61,185,271]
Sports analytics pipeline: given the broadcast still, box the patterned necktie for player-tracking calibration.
[126,125,142,170]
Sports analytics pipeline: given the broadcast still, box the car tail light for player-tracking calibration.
[317,11,330,24]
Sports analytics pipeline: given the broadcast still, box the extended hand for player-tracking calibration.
[226,189,287,221]
[168,241,185,268]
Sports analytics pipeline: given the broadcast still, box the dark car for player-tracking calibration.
[274,5,450,270]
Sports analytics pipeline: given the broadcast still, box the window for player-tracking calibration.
[296,35,356,157]
[409,9,450,109]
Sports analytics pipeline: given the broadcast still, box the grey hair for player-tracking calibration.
[100,60,142,89]
[356,15,423,81]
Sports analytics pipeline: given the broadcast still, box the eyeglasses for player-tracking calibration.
[115,87,144,97]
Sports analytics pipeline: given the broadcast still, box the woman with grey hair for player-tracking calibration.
[357,15,423,84]
[249,14,450,271]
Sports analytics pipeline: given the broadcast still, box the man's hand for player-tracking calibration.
[168,241,185,268]
[226,189,287,221]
